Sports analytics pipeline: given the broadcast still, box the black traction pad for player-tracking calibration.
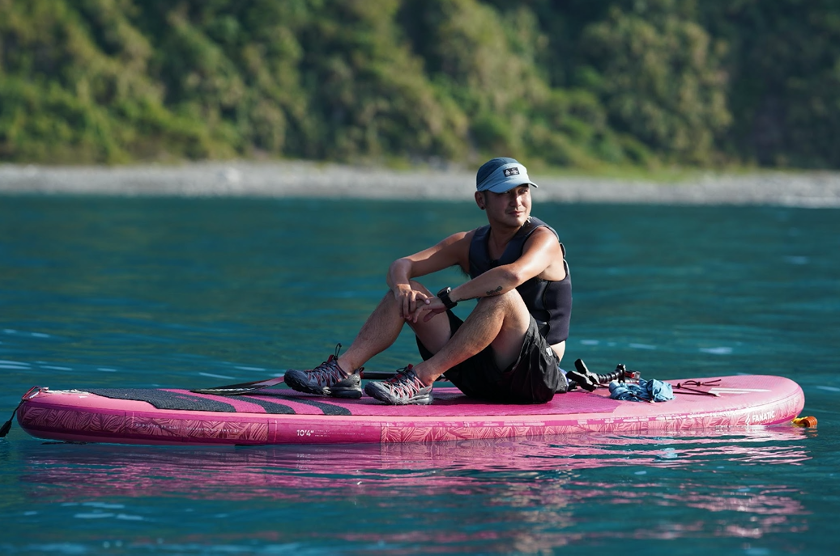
[87,389,297,414]
[88,389,239,412]
[86,388,352,415]
[250,392,352,416]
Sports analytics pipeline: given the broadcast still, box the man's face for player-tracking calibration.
[481,185,532,227]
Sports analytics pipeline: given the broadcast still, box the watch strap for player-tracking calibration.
[437,287,458,310]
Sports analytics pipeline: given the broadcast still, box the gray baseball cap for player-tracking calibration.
[476,157,539,193]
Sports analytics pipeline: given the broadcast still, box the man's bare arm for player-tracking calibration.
[446,227,562,303]
[387,231,471,317]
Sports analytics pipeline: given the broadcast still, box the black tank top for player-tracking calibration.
[468,217,572,344]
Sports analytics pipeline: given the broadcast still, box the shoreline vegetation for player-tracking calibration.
[3,2,839,174]
[2,161,839,208]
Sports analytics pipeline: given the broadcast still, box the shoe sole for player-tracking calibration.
[324,387,362,399]
[363,384,433,405]
[284,374,362,399]
[381,396,432,405]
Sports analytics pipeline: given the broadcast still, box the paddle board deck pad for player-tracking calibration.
[15,375,804,445]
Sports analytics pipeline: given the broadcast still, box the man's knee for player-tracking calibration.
[476,289,526,314]
[476,290,532,337]
[411,309,455,355]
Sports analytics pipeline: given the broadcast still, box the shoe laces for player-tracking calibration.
[383,365,426,397]
[309,355,347,386]
[309,344,362,386]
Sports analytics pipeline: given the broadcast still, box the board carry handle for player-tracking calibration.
[191,369,443,395]
[191,376,286,395]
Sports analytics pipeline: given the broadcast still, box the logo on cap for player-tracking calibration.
[503,168,520,177]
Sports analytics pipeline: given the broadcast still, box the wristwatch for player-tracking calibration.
[437,287,458,310]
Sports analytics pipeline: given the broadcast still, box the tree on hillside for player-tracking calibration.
[579,0,731,165]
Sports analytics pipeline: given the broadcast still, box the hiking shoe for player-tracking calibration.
[364,365,433,405]
[284,353,362,399]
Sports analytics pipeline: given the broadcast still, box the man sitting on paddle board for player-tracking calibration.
[285,157,572,405]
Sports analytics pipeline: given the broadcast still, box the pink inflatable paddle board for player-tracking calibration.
[14,374,805,445]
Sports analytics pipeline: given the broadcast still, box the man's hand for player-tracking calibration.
[393,285,431,319]
[410,296,448,324]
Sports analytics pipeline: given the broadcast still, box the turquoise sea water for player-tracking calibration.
[1,195,838,555]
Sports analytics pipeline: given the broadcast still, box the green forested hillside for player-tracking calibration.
[1,0,838,169]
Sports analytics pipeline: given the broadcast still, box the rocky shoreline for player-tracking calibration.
[2,161,840,207]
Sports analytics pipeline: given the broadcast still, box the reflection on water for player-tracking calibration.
[22,429,812,501]
[17,428,812,550]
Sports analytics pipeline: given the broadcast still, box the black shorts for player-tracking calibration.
[416,310,568,404]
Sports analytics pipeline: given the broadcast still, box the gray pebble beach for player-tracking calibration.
[2,161,840,207]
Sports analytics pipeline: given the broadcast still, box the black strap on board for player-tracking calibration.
[0,401,24,438]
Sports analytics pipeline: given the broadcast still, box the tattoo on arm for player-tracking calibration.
[460,286,504,301]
